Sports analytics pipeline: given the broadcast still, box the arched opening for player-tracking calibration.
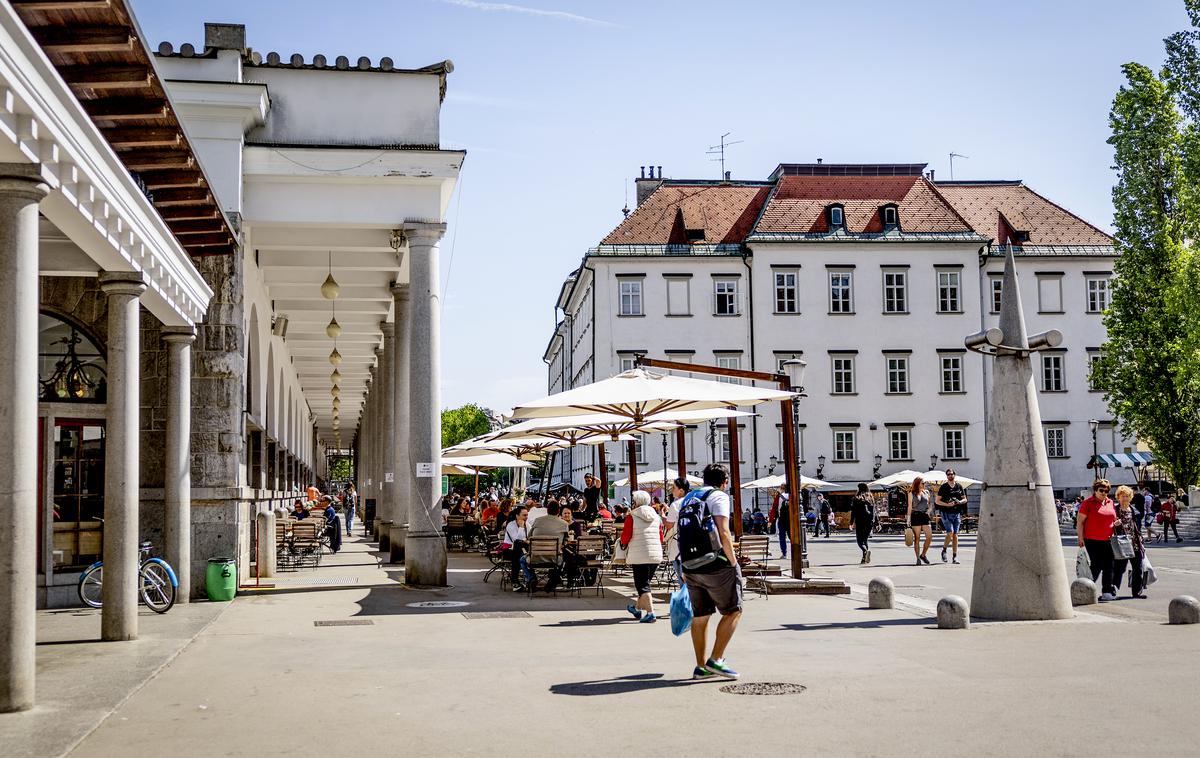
[38,310,107,403]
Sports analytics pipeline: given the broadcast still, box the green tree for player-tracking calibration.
[328,455,353,482]
[441,403,497,491]
[1095,7,1200,489]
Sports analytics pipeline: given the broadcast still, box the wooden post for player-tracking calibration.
[598,443,609,505]
[727,416,743,538]
[626,439,639,491]
[781,397,803,579]
[473,471,479,501]
[676,425,687,479]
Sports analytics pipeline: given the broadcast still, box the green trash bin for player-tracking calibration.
[206,558,237,602]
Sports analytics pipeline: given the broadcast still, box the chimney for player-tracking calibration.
[724,171,731,181]
[929,169,936,181]
[204,23,246,52]
[640,166,645,179]
[816,157,823,164]
[635,165,664,207]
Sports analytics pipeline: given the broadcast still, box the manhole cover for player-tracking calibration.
[300,577,360,586]
[720,682,807,696]
[405,601,471,608]
[462,611,531,619]
[313,619,374,627]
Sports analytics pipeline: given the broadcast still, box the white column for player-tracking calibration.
[99,271,146,641]
[377,323,395,555]
[389,283,410,564]
[0,164,47,713]
[366,366,378,538]
[404,223,448,586]
[161,327,195,602]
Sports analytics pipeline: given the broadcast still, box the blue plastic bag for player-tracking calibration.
[670,581,693,636]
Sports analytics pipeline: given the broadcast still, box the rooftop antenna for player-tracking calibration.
[707,132,743,180]
[622,179,630,217]
[949,152,969,181]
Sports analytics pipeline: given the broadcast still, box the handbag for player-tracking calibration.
[1110,533,1135,560]
[1142,552,1159,586]
[1076,547,1091,579]
[904,527,915,547]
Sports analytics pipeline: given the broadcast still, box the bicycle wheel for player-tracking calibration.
[139,561,176,613]
[78,564,103,608]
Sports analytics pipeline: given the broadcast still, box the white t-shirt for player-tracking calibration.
[706,488,731,520]
[526,506,548,529]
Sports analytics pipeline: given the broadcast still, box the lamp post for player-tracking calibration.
[1088,418,1100,476]
[873,453,883,479]
[706,418,718,466]
[816,455,825,480]
[782,358,807,576]
[930,454,939,471]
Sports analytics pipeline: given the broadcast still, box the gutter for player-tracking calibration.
[977,240,993,445]
[742,243,761,514]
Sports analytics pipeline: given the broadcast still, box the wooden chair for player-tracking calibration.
[526,536,562,596]
[446,514,466,551]
[737,534,771,598]
[291,521,322,568]
[566,535,607,597]
[275,519,294,570]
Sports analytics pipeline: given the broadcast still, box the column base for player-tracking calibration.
[404,534,447,586]
[378,521,393,554]
[388,524,407,564]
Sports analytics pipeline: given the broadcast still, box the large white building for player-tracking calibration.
[545,163,1135,507]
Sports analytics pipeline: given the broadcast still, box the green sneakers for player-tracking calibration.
[692,665,717,680]
[705,657,740,680]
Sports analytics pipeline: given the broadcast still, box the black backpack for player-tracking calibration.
[676,488,724,571]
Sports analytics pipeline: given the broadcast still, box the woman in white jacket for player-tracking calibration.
[625,490,664,623]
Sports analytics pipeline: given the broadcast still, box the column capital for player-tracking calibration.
[0,163,49,201]
[390,281,410,300]
[161,325,197,345]
[98,271,147,297]
[379,321,394,338]
[401,221,447,247]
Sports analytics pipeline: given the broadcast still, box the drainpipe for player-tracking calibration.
[742,244,760,515]
[977,242,992,447]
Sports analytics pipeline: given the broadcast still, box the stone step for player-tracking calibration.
[748,576,851,595]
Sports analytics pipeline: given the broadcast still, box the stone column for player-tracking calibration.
[377,324,395,555]
[162,326,196,603]
[0,165,47,713]
[366,367,378,538]
[389,283,411,563]
[99,271,146,642]
[404,223,448,586]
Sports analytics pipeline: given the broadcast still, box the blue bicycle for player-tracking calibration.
[77,540,178,613]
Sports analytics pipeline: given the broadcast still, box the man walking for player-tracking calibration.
[776,490,790,559]
[814,492,831,537]
[936,470,967,563]
[344,484,357,536]
[678,464,743,681]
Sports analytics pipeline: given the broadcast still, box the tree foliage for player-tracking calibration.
[441,403,495,449]
[1096,2,1200,488]
[328,455,353,482]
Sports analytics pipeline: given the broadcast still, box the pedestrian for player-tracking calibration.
[677,463,742,681]
[906,477,934,565]
[849,483,874,564]
[344,484,357,536]
[1160,495,1182,543]
[663,477,690,565]
[936,469,967,564]
[624,490,663,623]
[1112,485,1147,599]
[1077,479,1119,601]
[582,473,601,521]
[814,493,832,537]
[776,490,791,559]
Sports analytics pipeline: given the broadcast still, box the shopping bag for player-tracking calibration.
[669,581,693,637]
[1142,552,1159,586]
[1110,533,1135,560]
[904,527,915,547]
[1076,547,1091,579]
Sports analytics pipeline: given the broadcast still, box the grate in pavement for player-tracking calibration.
[290,577,360,585]
[720,682,807,696]
[462,611,531,619]
[313,619,374,627]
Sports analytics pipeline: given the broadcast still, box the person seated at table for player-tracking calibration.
[291,500,309,520]
[597,501,613,521]
[491,501,513,536]
[481,498,500,530]
[503,507,530,590]
[528,502,570,590]
[322,497,342,553]
[561,506,584,541]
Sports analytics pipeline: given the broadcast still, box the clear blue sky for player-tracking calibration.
[133,0,1189,414]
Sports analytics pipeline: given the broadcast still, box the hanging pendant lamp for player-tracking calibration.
[326,302,342,339]
[321,250,340,300]
[330,385,340,397]
[329,347,342,365]
[331,368,342,383]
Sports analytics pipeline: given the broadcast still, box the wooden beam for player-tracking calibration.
[178,233,232,247]
[12,1,112,10]
[102,127,181,149]
[157,206,218,221]
[121,150,193,171]
[137,169,205,191]
[57,65,151,90]
[151,187,211,206]
[82,97,168,121]
[165,218,224,234]
[30,26,133,54]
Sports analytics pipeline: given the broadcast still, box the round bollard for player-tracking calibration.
[868,577,894,609]
[937,595,969,629]
[1071,578,1098,607]
[1168,595,1200,625]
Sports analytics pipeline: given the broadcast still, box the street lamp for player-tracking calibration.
[816,455,825,479]
[930,453,939,471]
[873,453,883,479]
[1088,419,1100,474]
[768,454,778,474]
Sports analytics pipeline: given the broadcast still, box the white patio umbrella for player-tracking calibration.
[484,407,755,443]
[438,452,532,469]
[442,464,483,476]
[509,368,794,421]
[870,469,980,488]
[741,474,836,490]
[612,469,702,488]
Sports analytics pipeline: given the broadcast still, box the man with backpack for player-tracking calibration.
[676,463,742,681]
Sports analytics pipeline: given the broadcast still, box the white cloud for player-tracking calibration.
[435,0,618,28]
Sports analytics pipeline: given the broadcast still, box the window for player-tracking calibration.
[715,353,742,385]
[1037,274,1063,313]
[665,277,690,316]
[829,271,853,313]
[1045,427,1067,458]
[990,277,1003,314]
[775,353,803,373]
[1087,351,1102,391]
[831,355,856,394]
[889,428,912,461]
[618,353,640,373]
[1042,354,1065,392]
[833,428,857,461]
[882,269,907,313]
[1087,276,1111,313]
[624,435,646,464]
[774,271,798,313]
[885,355,910,394]
[714,278,740,316]
[943,428,966,460]
[882,205,898,227]
[618,278,642,316]
[828,204,844,229]
[937,270,962,313]
[718,427,744,463]
[940,354,964,393]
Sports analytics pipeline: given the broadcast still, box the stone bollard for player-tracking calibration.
[868,577,894,609]
[1168,595,1200,625]
[937,595,970,629]
[1070,578,1098,606]
[255,510,276,578]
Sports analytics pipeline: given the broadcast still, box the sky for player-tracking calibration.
[133,0,1190,414]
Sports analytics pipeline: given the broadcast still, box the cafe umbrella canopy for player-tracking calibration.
[870,469,981,488]
[741,474,836,490]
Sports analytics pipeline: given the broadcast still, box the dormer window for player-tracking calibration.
[881,204,898,228]
[827,204,845,230]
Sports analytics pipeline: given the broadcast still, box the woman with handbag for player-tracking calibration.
[906,477,934,565]
[1112,485,1147,599]
[1160,496,1182,543]
[1077,479,1119,601]
[624,490,664,623]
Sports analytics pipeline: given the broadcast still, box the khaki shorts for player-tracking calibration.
[683,564,743,617]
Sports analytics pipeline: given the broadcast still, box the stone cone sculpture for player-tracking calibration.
[969,249,1073,620]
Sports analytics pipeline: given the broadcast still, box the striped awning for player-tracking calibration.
[1089,452,1154,469]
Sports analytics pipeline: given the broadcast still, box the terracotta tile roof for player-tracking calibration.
[935,182,1112,247]
[601,183,771,245]
[754,175,974,235]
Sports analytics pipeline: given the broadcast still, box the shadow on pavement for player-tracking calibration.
[540,617,629,628]
[763,618,932,631]
[550,673,702,696]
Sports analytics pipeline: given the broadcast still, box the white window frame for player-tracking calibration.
[1087,276,1111,313]
[942,427,966,460]
[829,205,844,228]
[1037,274,1064,313]
[829,270,854,314]
[888,428,912,461]
[617,353,640,373]
[624,434,647,464]
[617,278,643,316]
[1042,354,1065,392]
[940,354,964,393]
[713,278,740,316]
[883,205,898,226]
[831,355,856,395]
[833,428,857,462]
[665,276,691,316]
[1045,427,1067,458]
[936,269,962,313]
[1087,351,1102,392]
[715,353,742,385]
[885,354,910,394]
[990,276,1003,314]
[774,270,798,314]
[882,269,908,314]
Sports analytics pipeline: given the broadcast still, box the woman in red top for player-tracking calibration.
[1160,496,1181,543]
[1077,479,1119,600]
